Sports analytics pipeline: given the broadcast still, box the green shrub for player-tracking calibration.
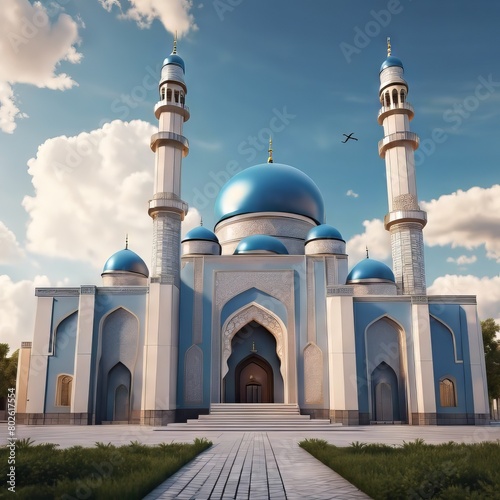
[300,439,500,499]
[0,438,212,499]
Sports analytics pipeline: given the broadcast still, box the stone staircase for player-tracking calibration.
[165,403,340,430]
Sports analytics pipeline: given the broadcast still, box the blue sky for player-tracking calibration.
[1,0,499,350]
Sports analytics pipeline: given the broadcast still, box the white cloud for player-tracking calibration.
[23,120,156,269]
[345,218,391,266]
[0,82,25,134]
[0,0,82,132]
[422,185,500,262]
[346,189,359,198]
[0,221,23,264]
[0,274,51,351]
[446,255,477,266]
[99,0,197,35]
[428,274,500,323]
[22,119,198,272]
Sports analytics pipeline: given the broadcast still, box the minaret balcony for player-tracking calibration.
[378,131,419,158]
[148,193,188,217]
[377,102,414,124]
[384,209,427,230]
[150,131,189,156]
[154,102,190,121]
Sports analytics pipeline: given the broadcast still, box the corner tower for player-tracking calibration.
[142,38,189,425]
[378,39,427,295]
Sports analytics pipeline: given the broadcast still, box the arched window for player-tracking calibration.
[385,91,390,107]
[161,87,165,100]
[400,89,405,103]
[439,378,457,407]
[174,90,180,103]
[180,92,185,106]
[392,89,399,105]
[166,89,172,102]
[56,375,73,407]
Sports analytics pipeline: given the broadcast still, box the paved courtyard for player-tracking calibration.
[3,423,500,499]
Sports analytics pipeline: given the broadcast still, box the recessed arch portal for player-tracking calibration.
[365,315,408,423]
[221,303,286,383]
[224,321,284,403]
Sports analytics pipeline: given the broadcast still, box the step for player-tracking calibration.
[164,422,341,431]
[197,414,312,420]
[186,420,332,426]
[209,404,301,414]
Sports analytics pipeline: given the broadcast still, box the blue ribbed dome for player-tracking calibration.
[163,53,185,72]
[346,258,395,283]
[215,163,325,225]
[102,248,149,277]
[306,224,344,243]
[380,56,403,73]
[234,235,289,255]
[182,227,219,243]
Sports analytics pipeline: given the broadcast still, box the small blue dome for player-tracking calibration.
[234,235,289,255]
[163,53,185,72]
[102,248,149,277]
[215,163,325,225]
[346,258,395,283]
[306,224,344,243]
[182,227,219,243]
[380,56,403,73]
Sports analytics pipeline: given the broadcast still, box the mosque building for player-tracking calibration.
[15,39,489,426]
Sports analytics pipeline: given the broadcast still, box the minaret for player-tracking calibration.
[149,36,189,283]
[378,39,427,295]
[142,38,189,425]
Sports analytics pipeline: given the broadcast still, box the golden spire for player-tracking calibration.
[366,246,369,259]
[125,234,129,250]
[200,217,203,227]
[267,137,273,163]
[173,31,178,54]
[387,37,391,57]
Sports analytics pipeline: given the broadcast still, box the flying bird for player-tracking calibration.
[341,133,358,143]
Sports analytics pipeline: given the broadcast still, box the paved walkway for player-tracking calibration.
[143,432,368,499]
[3,424,500,499]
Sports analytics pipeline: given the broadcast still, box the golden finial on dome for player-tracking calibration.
[267,137,273,163]
[173,31,178,54]
[387,37,391,57]
[125,234,129,250]
[366,246,369,259]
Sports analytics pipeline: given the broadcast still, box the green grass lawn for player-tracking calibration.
[1,437,211,499]
[300,438,500,499]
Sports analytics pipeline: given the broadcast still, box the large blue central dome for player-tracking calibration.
[214,163,325,225]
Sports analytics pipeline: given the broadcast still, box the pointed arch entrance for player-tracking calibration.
[235,354,274,403]
[223,317,284,403]
[365,316,408,423]
[372,362,400,422]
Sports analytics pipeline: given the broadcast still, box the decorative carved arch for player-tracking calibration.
[221,302,287,383]
[364,314,408,422]
[430,314,463,363]
[51,310,78,355]
[184,344,203,404]
[303,342,323,404]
